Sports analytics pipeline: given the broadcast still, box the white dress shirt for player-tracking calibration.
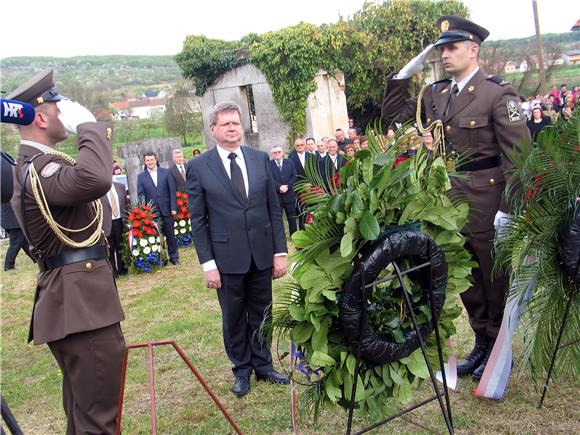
[451,66,479,94]
[147,168,158,187]
[297,151,306,168]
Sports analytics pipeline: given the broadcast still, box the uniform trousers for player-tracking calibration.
[460,229,509,339]
[216,259,273,378]
[48,323,126,435]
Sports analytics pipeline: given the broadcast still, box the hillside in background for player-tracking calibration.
[1,55,183,99]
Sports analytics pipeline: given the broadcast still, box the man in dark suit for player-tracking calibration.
[320,139,347,191]
[287,137,315,230]
[137,152,179,265]
[102,181,128,276]
[169,149,188,192]
[381,15,531,380]
[270,146,298,235]
[188,101,289,398]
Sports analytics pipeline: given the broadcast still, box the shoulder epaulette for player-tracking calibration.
[486,75,509,86]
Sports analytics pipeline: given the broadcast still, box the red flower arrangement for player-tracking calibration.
[174,191,192,247]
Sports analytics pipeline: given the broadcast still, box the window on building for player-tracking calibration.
[240,85,259,133]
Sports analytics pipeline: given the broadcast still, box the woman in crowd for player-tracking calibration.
[526,107,551,140]
[544,102,559,123]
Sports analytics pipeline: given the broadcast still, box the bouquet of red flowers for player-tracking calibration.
[125,202,163,272]
[174,191,192,247]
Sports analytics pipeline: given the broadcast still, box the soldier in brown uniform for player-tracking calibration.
[381,16,531,380]
[8,69,126,434]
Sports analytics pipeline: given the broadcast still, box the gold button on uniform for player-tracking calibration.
[85,262,93,270]
[470,120,476,127]
[489,178,495,185]
[446,125,451,131]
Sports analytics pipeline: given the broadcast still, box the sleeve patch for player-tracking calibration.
[40,162,62,178]
[506,99,521,123]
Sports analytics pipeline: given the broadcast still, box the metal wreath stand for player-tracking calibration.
[339,229,454,435]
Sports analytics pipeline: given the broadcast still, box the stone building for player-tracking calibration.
[200,64,349,152]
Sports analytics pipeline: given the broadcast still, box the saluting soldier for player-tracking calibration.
[381,16,531,380]
[8,69,126,434]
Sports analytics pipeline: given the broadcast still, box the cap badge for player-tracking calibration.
[468,85,475,92]
[441,20,449,31]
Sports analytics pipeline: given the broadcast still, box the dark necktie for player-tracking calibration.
[179,165,186,179]
[228,152,247,202]
[444,83,459,117]
[277,160,283,172]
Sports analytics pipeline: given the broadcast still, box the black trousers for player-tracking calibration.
[161,215,179,262]
[280,200,297,235]
[461,229,509,339]
[295,202,306,230]
[48,324,126,435]
[4,228,32,270]
[217,259,273,378]
[107,219,126,275]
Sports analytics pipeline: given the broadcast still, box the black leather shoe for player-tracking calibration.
[457,334,488,376]
[232,376,250,397]
[170,259,180,265]
[256,369,289,385]
[472,338,496,381]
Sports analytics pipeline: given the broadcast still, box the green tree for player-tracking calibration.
[164,81,202,146]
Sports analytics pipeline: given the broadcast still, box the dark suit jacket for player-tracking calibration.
[287,150,315,179]
[101,181,128,237]
[320,154,347,189]
[137,167,177,217]
[269,158,297,205]
[169,163,188,192]
[188,146,287,274]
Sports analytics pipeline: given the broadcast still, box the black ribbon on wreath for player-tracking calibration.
[339,226,448,364]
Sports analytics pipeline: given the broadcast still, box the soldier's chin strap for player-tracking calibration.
[415,83,447,159]
[22,149,104,252]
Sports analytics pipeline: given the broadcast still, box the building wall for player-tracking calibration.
[306,70,349,140]
[201,64,289,152]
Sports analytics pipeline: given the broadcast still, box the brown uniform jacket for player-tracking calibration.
[11,122,125,344]
[101,181,128,237]
[381,69,531,234]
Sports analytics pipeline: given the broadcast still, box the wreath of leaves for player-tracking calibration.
[267,130,474,419]
[495,112,580,382]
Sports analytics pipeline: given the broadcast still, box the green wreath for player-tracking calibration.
[268,130,475,418]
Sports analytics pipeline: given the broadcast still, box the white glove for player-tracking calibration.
[494,210,510,237]
[57,99,96,134]
[396,44,435,79]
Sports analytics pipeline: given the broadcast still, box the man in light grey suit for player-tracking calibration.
[187,101,289,398]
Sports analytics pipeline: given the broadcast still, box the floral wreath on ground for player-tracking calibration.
[267,128,475,419]
[174,191,192,247]
[123,202,165,273]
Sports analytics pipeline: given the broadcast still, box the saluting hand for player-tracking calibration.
[397,44,434,79]
[272,256,287,279]
[204,268,221,289]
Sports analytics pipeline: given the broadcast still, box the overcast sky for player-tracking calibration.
[1,0,578,59]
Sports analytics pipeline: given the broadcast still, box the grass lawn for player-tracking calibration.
[1,240,578,434]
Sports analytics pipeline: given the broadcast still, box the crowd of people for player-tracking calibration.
[520,83,578,139]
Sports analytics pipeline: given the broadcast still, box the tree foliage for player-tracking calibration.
[165,81,202,146]
[175,0,469,141]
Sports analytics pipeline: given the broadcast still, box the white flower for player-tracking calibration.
[180,228,186,234]
[132,249,140,257]
[174,221,178,227]
[174,229,179,235]
[151,245,158,252]
[143,247,151,254]
[188,219,191,225]
[156,236,161,243]
[148,236,156,244]
[179,220,186,227]
[139,239,148,247]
